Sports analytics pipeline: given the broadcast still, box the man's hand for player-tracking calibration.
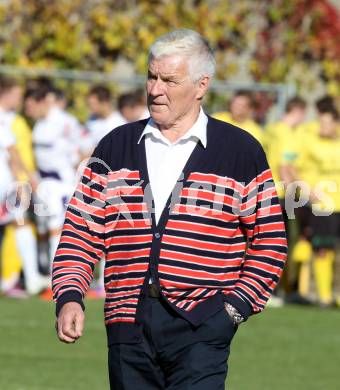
[56,302,85,344]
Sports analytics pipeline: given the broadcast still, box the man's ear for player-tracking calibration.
[195,76,210,100]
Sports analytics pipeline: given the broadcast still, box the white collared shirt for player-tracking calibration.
[138,107,207,225]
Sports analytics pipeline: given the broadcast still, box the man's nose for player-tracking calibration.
[148,78,165,96]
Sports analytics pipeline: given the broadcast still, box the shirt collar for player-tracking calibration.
[137,107,207,148]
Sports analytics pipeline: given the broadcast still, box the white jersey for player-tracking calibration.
[0,109,16,222]
[0,109,16,188]
[33,106,82,184]
[86,111,127,148]
[0,111,15,149]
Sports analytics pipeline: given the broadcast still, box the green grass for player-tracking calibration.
[0,298,339,390]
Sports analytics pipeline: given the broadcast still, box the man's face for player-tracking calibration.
[87,95,102,116]
[5,86,23,111]
[146,55,204,128]
[230,96,252,120]
[24,97,48,119]
[319,113,338,137]
[121,104,146,122]
[290,107,306,126]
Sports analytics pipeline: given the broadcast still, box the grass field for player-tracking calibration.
[1,298,339,390]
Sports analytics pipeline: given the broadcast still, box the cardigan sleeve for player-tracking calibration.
[52,146,108,316]
[223,145,287,320]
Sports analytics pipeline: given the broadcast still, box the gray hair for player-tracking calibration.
[148,29,216,82]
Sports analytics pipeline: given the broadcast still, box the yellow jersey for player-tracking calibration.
[299,133,340,212]
[11,115,35,180]
[264,121,300,198]
[264,121,309,199]
[212,111,263,145]
[297,120,319,138]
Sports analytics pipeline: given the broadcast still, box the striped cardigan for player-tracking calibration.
[52,116,287,344]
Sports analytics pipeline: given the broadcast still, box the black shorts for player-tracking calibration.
[295,205,313,238]
[310,212,340,249]
[0,224,4,248]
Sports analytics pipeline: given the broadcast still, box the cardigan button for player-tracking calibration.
[154,232,161,239]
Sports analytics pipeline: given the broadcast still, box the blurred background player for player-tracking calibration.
[86,85,126,150]
[0,77,48,296]
[265,96,307,190]
[51,87,89,162]
[85,86,149,297]
[117,88,149,123]
[24,84,82,281]
[300,103,340,307]
[264,97,308,300]
[212,90,263,144]
[86,85,149,151]
[282,96,340,306]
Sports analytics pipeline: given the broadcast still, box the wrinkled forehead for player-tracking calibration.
[148,54,189,77]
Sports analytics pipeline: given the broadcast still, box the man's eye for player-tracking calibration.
[148,74,157,80]
[166,80,176,86]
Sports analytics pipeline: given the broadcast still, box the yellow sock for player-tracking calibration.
[313,250,335,305]
[298,263,311,297]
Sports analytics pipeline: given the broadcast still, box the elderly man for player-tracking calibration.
[53,29,287,389]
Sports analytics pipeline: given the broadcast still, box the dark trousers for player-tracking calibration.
[108,294,238,389]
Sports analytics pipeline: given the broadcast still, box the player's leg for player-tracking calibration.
[35,178,70,268]
[9,185,49,295]
[311,214,337,306]
[292,206,313,298]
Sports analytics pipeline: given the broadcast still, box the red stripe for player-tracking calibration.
[252,237,287,246]
[106,203,149,214]
[71,196,105,218]
[173,204,238,222]
[180,188,237,206]
[54,259,93,272]
[53,269,92,284]
[106,234,152,246]
[246,249,287,262]
[254,222,285,234]
[59,235,102,254]
[113,219,152,230]
[160,249,242,268]
[105,298,139,308]
[166,220,243,238]
[107,186,144,197]
[112,278,146,288]
[106,248,150,261]
[83,167,107,186]
[105,317,135,324]
[66,209,105,233]
[162,234,246,253]
[77,185,106,203]
[106,288,141,299]
[187,172,243,189]
[105,263,149,277]
[158,264,239,281]
[108,169,140,181]
[62,223,102,245]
